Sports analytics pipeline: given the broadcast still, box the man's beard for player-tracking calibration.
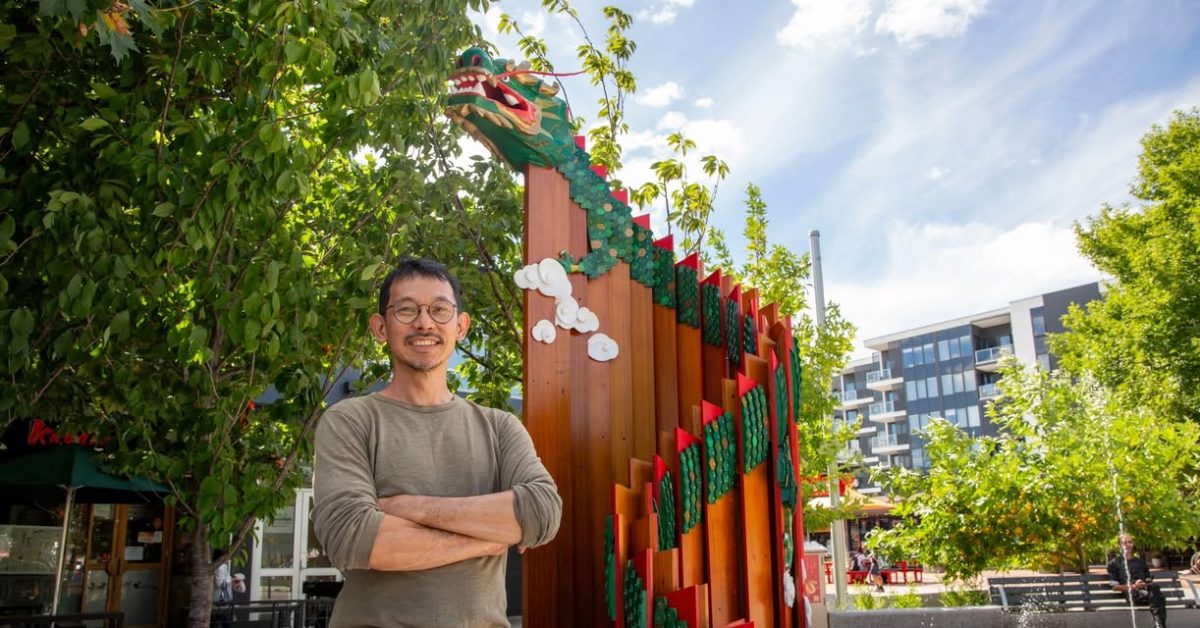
[401,356,442,372]
[400,333,445,372]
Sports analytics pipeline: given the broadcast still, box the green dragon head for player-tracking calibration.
[445,47,574,171]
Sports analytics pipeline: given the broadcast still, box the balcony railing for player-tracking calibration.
[866,369,893,384]
[834,390,863,403]
[869,400,896,416]
[974,345,1011,364]
[979,382,1000,399]
[870,434,901,449]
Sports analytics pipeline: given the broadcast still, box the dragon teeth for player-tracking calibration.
[503,94,520,106]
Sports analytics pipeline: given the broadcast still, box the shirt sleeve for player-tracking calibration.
[311,407,384,571]
[495,411,562,548]
[1107,559,1122,586]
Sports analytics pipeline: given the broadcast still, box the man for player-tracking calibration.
[313,259,562,627]
[1107,533,1167,628]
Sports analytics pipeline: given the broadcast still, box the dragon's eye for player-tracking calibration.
[471,55,482,66]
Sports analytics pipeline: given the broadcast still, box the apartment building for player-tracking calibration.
[834,282,1103,494]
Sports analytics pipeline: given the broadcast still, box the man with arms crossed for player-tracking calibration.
[313,259,562,627]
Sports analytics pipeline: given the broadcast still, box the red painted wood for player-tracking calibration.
[521,167,576,627]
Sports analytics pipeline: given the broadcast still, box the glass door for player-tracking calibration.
[81,503,171,627]
[249,489,341,601]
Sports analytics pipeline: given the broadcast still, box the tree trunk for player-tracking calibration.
[187,523,213,628]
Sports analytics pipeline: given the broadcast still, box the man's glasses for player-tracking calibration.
[387,300,458,324]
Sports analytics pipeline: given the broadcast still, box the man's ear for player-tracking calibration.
[369,313,388,342]
[456,312,471,341]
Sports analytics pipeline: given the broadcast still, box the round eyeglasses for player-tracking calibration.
[388,300,459,324]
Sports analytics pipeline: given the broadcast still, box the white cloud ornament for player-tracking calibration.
[555,297,580,329]
[573,307,600,333]
[588,334,619,362]
[532,319,557,344]
[536,258,572,298]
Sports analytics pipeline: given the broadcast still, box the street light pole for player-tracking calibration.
[809,229,848,605]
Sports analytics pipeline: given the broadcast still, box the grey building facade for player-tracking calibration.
[835,282,1103,493]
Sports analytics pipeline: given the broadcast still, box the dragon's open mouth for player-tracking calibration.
[448,70,535,125]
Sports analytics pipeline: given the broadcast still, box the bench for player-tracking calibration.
[988,571,1199,612]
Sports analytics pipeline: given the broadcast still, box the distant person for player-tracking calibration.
[852,548,867,572]
[1107,533,1167,628]
[864,551,885,592]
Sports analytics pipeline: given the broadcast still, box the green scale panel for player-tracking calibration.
[790,343,803,421]
[704,413,736,503]
[774,363,797,507]
[605,514,616,621]
[653,248,677,308]
[725,298,742,365]
[741,385,769,473]
[701,284,722,347]
[676,266,700,327]
[656,471,678,550]
[630,222,656,286]
[679,444,703,533]
[742,312,757,360]
[654,597,689,628]
[623,558,648,628]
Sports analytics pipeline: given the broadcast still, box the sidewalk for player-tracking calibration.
[823,565,1200,603]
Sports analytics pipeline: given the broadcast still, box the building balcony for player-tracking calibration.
[866,368,904,391]
[979,382,1001,400]
[974,345,1012,372]
[868,400,906,424]
[869,434,910,455]
[862,455,879,465]
[857,424,878,436]
[834,389,874,410]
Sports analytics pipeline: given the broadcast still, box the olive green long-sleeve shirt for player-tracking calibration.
[312,393,561,627]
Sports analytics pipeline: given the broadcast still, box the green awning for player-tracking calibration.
[0,446,171,503]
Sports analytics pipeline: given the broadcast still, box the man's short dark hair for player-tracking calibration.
[378,258,465,315]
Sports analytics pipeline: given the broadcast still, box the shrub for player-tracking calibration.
[890,585,923,608]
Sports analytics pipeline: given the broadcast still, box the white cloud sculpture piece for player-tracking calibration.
[587,334,619,362]
[514,258,620,361]
[531,319,557,344]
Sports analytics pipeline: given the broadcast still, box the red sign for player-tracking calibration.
[802,474,851,498]
[26,418,110,448]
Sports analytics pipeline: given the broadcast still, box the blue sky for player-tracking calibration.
[474,1,1200,352]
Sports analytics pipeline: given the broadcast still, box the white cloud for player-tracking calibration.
[876,0,989,48]
[646,7,677,25]
[517,11,547,38]
[637,81,686,108]
[694,97,714,109]
[776,0,872,51]
[925,166,947,180]
[656,111,689,131]
[638,0,695,26]
[828,221,1103,357]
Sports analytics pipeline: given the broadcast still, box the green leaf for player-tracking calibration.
[79,117,110,131]
[152,202,175,218]
[11,123,29,150]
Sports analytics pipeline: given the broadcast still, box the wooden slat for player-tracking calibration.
[740,359,778,628]
[631,283,657,462]
[705,395,744,627]
[609,263,635,488]
[521,166,576,627]
[768,318,802,628]
[679,408,707,589]
[654,305,681,457]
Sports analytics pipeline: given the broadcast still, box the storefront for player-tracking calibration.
[0,421,175,626]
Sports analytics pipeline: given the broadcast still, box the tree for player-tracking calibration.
[869,360,1200,582]
[0,1,513,625]
[1054,108,1200,423]
[708,184,859,531]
